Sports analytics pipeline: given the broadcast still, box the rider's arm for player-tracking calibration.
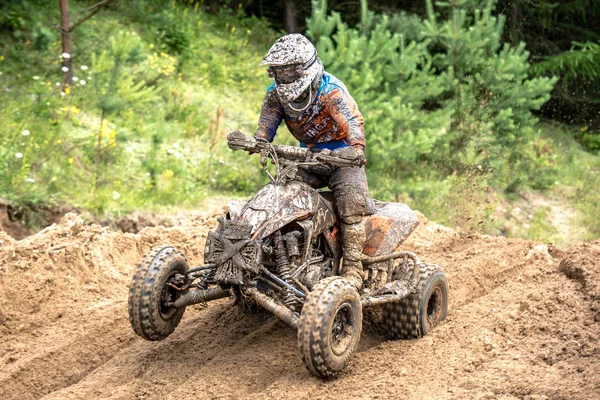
[255,88,284,143]
[327,87,366,151]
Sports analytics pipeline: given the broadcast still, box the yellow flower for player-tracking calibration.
[68,157,74,164]
[161,169,174,180]
[0,55,3,61]
[100,119,112,139]
[108,130,117,148]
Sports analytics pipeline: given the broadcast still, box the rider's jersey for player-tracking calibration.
[255,72,365,151]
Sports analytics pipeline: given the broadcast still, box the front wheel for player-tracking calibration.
[297,277,362,378]
[128,245,189,341]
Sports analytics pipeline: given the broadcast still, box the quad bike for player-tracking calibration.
[128,131,449,378]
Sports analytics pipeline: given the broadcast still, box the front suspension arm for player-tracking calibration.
[170,287,230,308]
[245,287,299,329]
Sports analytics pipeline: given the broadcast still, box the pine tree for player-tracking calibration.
[307,0,557,199]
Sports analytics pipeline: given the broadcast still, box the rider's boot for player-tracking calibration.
[341,220,366,291]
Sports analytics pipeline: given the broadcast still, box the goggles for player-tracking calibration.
[268,65,306,84]
[267,51,318,85]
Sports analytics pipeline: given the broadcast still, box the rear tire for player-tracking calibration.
[298,277,362,378]
[128,245,188,341]
[381,263,448,339]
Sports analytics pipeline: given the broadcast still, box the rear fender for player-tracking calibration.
[363,201,420,257]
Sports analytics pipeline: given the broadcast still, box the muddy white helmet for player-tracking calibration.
[261,34,323,114]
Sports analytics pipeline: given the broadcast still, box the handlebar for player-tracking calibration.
[227,131,365,169]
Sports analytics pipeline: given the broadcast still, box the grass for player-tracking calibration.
[423,122,600,246]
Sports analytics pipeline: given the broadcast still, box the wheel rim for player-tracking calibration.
[331,303,356,356]
[159,271,181,320]
[426,285,443,328]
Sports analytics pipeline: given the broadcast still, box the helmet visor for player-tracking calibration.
[269,65,307,85]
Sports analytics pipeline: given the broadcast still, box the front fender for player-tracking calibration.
[239,181,319,239]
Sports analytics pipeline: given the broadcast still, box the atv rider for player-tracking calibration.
[254,34,373,291]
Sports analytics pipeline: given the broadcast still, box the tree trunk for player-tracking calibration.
[282,0,298,33]
[59,0,73,87]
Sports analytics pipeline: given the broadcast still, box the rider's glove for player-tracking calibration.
[227,130,259,153]
[333,146,365,166]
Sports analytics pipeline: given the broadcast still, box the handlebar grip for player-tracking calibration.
[227,131,259,152]
[227,131,365,168]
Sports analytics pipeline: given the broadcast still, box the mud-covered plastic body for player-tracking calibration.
[228,181,420,255]
[237,181,336,240]
[363,201,419,256]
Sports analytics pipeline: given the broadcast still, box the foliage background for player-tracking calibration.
[0,0,599,245]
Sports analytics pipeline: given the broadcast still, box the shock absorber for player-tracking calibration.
[274,231,301,310]
[195,269,216,290]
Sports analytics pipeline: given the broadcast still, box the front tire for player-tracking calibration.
[128,245,189,341]
[381,263,448,339]
[298,277,362,378]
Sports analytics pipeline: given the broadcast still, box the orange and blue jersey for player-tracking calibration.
[255,72,365,151]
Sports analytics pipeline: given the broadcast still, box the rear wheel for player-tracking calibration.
[298,277,362,378]
[381,263,448,339]
[128,245,189,341]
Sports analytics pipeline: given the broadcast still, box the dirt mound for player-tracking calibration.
[558,240,600,323]
[0,210,221,399]
[0,210,599,400]
[0,199,192,240]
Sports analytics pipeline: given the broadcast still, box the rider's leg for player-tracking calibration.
[295,166,328,189]
[329,166,373,290]
[340,217,366,290]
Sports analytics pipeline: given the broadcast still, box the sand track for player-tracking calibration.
[0,212,598,400]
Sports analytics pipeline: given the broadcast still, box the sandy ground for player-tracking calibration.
[0,209,599,400]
